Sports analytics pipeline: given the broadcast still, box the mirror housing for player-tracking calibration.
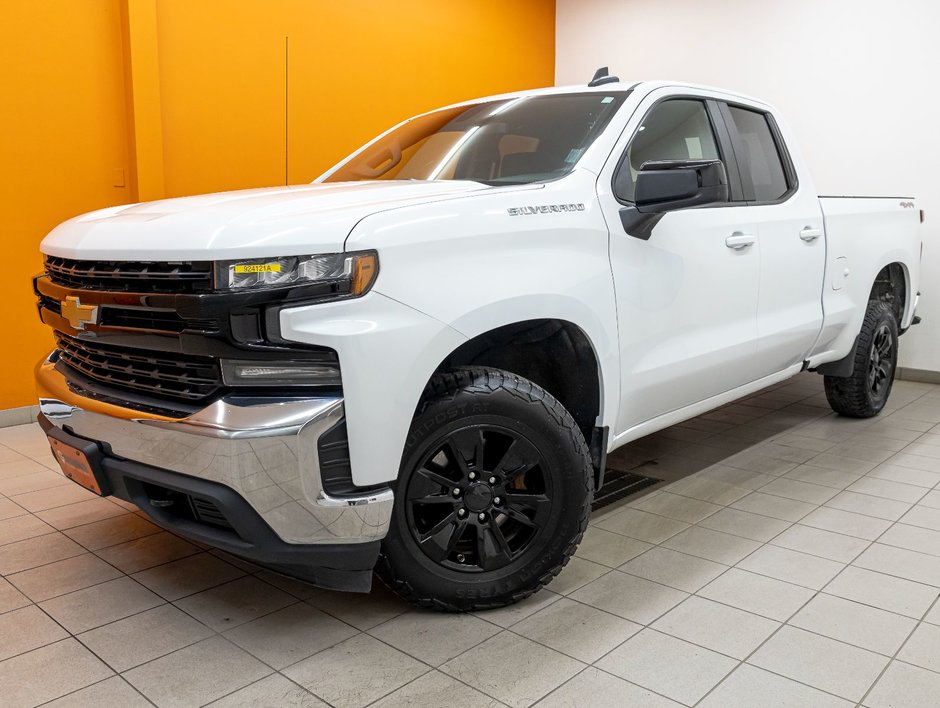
[618,159,729,240]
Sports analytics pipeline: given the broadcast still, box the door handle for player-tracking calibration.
[725,233,755,250]
[800,227,823,242]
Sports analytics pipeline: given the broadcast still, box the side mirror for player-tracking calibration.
[618,159,729,240]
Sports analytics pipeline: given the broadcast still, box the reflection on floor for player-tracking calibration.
[2,372,940,706]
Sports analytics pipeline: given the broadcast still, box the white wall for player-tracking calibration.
[556,0,939,372]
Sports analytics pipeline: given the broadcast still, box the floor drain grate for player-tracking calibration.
[591,469,660,512]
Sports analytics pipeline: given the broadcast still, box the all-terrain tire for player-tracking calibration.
[376,367,593,611]
[824,300,898,418]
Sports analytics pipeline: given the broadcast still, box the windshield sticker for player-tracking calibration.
[507,204,585,216]
[602,96,615,103]
[565,148,585,163]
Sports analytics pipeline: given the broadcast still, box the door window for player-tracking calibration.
[618,99,721,202]
[726,107,790,202]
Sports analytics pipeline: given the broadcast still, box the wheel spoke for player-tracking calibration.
[477,520,513,571]
[417,512,464,562]
[416,466,456,490]
[410,492,457,506]
[504,492,552,526]
[494,439,541,481]
[506,492,551,513]
[501,506,538,529]
[446,429,485,476]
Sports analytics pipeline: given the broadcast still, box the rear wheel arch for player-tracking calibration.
[870,261,909,327]
[815,261,910,379]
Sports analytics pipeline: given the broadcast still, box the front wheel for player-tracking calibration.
[824,300,899,418]
[377,367,593,611]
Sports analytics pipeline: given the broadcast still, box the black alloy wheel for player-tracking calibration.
[825,299,899,418]
[868,322,894,399]
[405,425,552,573]
[377,367,593,611]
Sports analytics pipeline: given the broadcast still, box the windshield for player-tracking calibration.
[323,92,628,185]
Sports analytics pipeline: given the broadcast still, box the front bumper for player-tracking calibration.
[36,357,394,588]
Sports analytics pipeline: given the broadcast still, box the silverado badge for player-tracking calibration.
[61,295,98,330]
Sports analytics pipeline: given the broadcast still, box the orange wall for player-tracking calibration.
[1,1,132,410]
[156,0,557,196]
[0,0,555,410]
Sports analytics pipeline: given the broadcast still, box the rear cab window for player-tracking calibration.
[724,106,794,202]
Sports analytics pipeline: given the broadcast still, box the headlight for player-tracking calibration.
[216,251,378,294]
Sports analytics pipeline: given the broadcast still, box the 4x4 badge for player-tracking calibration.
[61,296,98,330]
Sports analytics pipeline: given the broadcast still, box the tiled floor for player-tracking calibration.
[3,373,940,707]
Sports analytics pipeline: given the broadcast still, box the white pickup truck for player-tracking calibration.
[34,73,922,610]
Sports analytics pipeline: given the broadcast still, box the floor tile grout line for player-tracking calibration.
[607,443,926,529]
[4,540,200,605]
[61,571,236,671]
[35,672,158,708]
[0,478,74,498]
[689,495,919,705]
[691,550,864,707]
[0,527,63,551]
[362,667,477,708]
[70,603,219,674]
[532,664,683,708]
[609,476,930,544]
[3,554,331,679]
[215,669,337,708]
[1,540,237,608]
[0,635,163,707]
[753,496,940,707]
[286,628,450,706]
[855,591,940,707]
[222,671,331,708]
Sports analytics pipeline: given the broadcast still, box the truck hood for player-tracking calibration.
[40,180,492,261]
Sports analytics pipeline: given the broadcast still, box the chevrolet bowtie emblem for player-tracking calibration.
[61,296,98,330]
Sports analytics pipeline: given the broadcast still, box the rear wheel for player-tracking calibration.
[377,367,592,611]
[824,300,898,418]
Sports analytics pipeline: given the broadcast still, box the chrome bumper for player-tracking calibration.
[36,358,393,545]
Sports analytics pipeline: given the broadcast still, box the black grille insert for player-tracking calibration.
[96,307,215,333]
[142,483,236,533]
[318,419,387,497]
[56,333,222,404]
[189,497,233,530]
[45,256,214,293]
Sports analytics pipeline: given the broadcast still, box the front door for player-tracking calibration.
[597,93,764,437]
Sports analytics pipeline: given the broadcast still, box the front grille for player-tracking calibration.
[56,333,222,403]
[45,256,214,293]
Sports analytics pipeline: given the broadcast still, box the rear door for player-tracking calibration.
[720,104,826,373]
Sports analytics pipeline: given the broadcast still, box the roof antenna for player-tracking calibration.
[588,66,619,87]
